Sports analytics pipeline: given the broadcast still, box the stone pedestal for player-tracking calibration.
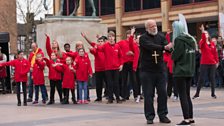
[36,16,108,72]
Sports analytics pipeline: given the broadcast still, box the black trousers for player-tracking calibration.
[195,64,216,96]
[0,77,6,92]
[105,70,120,100]
[63,88,76,102]
[50,80,63,102]
[140,71,168,120]
[121,62,138,98]
[135,67,142,96]
[16,82,27,104]
[95,71,107,100]
[175,77,193,119]
[167,72,178,97]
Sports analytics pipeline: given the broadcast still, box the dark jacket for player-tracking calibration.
[172,34,196,77]
[139,32,167,72]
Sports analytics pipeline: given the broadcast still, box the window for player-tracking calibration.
[143,0,160,9]
[125,0,141,12]
[100,0,115,15]
[172,0,213,5]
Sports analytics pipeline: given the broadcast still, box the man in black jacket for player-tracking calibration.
[139,19,171,124]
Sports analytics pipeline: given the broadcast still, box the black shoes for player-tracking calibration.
[107,100,113,104]
[116,99,122,104]
[176,120,191,126]
[17,102,21,106]
[94,98,102,102]
[192,95,199,99]
[47,101,55,105]
[23,102,27,106]
[159,117,171,123]
[27,98,32,102]
[211,95,217,99]
[146,120,153,124]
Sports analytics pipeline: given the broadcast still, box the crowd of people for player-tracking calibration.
[0,18,223,125]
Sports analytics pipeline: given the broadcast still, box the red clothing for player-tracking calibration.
[61,64,75,89]
[32,60,45,85]
[45,35,66,63]
[75,56,92,81]
[200,33,219,65]
[89,44,105,72]
[163,33,173,73]
[128,36,140,71]
[118,39,134,63]
[44,58,62,80]
[97,42,123,70]
[0,55,7,77]
[0,59,30,82]
[28,48,44,63]
[66,51,89,61]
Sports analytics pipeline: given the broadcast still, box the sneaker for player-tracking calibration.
[146,120,153,124]
[135,95,141,103]
[17,102,21,106]
[27,98,32,102]
[77,100,82,104]
[83,100,89,104]
[192,95,199,99]
[159,117,171,123]
[32,101,38,104]
[107,100,113,104]
[94,98,102,102]
[47,101,55,105]
[212,95,217,99]
[176,120,191,126]
[190,120,195,124]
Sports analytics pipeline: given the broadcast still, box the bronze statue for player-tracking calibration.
[44,0,96,16]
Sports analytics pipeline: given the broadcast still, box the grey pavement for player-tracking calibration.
[0,87,224,126]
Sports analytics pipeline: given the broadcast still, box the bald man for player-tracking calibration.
[139,20,171,124]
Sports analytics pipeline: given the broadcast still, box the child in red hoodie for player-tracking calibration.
[0,51,30,106]
[32,53,47,104]
[60,56,76,104]
[44,52,63,105]
[75,48,92,104]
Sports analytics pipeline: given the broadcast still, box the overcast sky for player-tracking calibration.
[16,0,53,23]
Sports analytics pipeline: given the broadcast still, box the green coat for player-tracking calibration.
[172,34,196,77]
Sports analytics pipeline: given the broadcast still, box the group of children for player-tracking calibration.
[0,27,142,106]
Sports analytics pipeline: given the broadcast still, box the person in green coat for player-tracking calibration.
[171,21,196,126]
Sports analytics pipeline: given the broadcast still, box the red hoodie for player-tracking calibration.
[200,33,219,65]
[118,39,134,63]
[61,64,76,89]
[45,35,67,63]
[97,42,123,70]
[44,58,62,80]
[28,48,44,65]
[32,59,45,85]
[0,59,30,82]
[66,51,89,61]
[89,43,105,72]
[128,36,140,71]
[75,55,93,81]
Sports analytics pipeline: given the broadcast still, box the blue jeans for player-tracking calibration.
[35,85,47,101]
[77,81,88,100]
[28,72,33,99]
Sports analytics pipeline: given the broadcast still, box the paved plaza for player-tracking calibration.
[0,88,224,126]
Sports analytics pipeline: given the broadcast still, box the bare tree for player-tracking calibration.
[16,0,52,55]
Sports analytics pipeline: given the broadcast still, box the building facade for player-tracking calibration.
[0,0,17,54]
[54,0,224,41]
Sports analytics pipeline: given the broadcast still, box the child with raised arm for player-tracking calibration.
[0,51,30,106]
[32,53,47,104]
[44,52,63,105]
[75,48,92,104]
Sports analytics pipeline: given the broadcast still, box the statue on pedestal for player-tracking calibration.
[43,0,96,16]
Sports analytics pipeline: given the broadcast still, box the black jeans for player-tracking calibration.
[63,88,76,102]
[140,71,168,120]
[175,77,193,119]
[16,82,27,104]
[0,77,6,92]
[167,72,178,97]
[95,71,107,100]
[121,62,138,98]
[50,80,62,102]
[105,70,120,100]
[195,64,216,96]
